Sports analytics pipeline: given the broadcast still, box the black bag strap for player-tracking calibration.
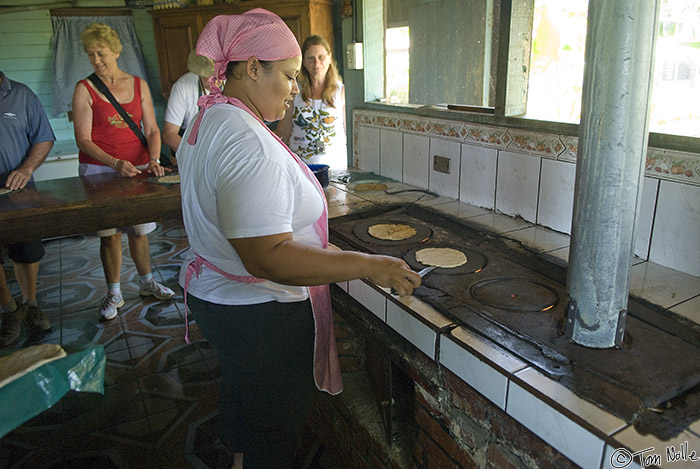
[87,73,148,150]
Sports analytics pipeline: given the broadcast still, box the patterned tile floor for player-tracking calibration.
[0,220,300,468]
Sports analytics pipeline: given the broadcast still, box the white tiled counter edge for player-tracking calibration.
[335,277,700,469]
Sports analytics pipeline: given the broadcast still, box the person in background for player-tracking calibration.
[71,23,174,322]
[276,35,347,169]
[177,10,420,468]
[0,71,55,346]
[162,49,215,165]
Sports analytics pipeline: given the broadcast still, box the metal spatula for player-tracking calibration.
[391,266,437,296]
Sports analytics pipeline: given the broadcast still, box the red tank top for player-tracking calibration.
[78,76,149,166]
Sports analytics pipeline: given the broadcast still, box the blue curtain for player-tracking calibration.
[51,15,149,117]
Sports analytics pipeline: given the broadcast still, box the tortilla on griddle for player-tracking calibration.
[368,223,417,241]
[415,247,467,268]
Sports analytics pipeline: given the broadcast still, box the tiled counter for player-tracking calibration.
[326,169,700,469]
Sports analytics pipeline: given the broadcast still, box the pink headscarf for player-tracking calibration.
[198,8,300,96]
[186,8,301,145]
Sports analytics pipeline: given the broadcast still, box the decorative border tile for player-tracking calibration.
[374,113,402,129]
[646,147,700,186]
[554,136,700,187]
[402,116,432,134]
[430,118,464,141]
[559,135,578,162]
[353,111,376,126]
[507,129,565,159]
[463,123,512,149]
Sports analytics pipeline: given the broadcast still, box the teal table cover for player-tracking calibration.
[0,344,106,439]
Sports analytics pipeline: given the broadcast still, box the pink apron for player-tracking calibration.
[183,96,342,395]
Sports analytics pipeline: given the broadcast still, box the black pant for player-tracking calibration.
[187,295,316,468]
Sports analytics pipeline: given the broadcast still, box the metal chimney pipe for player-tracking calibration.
[566,0,660,348]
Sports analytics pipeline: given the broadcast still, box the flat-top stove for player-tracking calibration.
[330,204,700,438]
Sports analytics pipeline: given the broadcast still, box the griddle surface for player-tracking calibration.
[330,204,700,434]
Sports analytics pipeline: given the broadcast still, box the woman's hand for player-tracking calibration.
[113,159,141,177]
[146,159,169,177]
[366,255,422,297]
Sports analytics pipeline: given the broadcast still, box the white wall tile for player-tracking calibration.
[648,181,700,277]
[507,379,607,468]
[440,328,526,410]
[386,301,437,359]
[347,279,386,321]
[459,143,497,210]
[504,226,570,253]
[514,368,626,436]
[633,177,659,260]
[379,129,403,181]
[496,151,541,223]
[429,138,461,199]
[629,261,700,308]
[358,126,380,174]
[403,133,430,189]
[670,295,700,323]
[537,159,576,234]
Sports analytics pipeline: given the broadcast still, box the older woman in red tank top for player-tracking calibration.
[71,23,174,322]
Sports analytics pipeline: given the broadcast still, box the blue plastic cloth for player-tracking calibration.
[0,344,106,439]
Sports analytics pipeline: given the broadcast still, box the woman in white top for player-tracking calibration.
[177,10,420,468]
[162,50,214,164]
[277,35,347,169]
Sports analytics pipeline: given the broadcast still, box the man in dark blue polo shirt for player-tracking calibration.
[0,70,55,347]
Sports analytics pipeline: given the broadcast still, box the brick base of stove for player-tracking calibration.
[301,296,579,469]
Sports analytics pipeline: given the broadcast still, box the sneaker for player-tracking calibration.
[100,293,125,321]
[138,278,175,300]
[0,304,26,347]
[25,305,51,333]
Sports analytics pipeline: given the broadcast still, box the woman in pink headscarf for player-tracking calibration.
[177,9,420,467]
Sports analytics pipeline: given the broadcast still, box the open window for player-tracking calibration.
[365,0,700,138]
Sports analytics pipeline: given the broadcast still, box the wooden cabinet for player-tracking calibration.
[150,0,333,96]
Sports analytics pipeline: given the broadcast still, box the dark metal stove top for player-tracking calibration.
[330,204,700,438]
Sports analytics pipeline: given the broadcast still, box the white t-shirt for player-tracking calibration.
[288,81,347,169]
[164,72,205,132]
[177,103,325,305]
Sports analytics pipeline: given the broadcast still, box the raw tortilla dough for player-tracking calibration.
[415,247,467,268]
[353,182,388,192]
[157,174,180,184]
[0,344,67,388]
[368,223,417,241]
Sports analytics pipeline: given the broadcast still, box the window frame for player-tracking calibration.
[357,0,700,153]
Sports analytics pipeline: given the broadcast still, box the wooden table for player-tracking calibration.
[0,172,182,245]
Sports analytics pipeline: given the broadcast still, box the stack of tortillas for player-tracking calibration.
[0,344,66,388]
[368,223,417,241]
[157,174,180,184]
[415,247,467,268]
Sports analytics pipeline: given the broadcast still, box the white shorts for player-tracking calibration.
[79,162,157,237]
